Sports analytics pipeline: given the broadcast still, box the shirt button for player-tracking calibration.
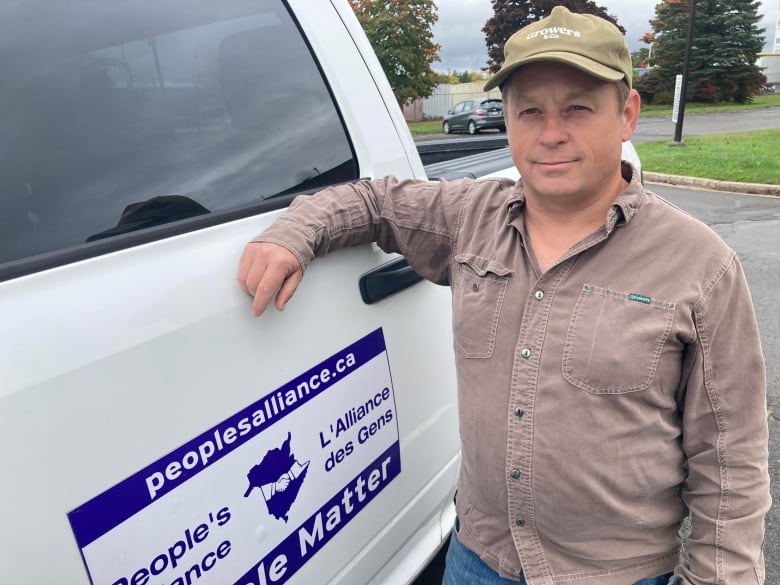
[534,290,544,301]
[516,518,525,527]
[510,468,521,479]
[472,283,479,292]
[521,348,532,359]
[514,407,525,419]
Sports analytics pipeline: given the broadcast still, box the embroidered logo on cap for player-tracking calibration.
[527,27,582,41]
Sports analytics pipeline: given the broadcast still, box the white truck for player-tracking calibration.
[0,0,461,583]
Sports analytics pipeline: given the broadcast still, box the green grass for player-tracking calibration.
[635,129,780,184]
[639,93,780,117]
[408,120,445,135]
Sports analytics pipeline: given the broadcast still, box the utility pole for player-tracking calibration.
[672,0,697,145]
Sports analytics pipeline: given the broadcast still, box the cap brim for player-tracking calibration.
[484,52,625,92]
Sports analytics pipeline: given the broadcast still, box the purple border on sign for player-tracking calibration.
[68,328,387,549]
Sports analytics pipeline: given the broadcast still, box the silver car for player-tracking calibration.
[442,98,505,134]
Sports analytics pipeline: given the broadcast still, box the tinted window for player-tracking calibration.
[0,0,357,267]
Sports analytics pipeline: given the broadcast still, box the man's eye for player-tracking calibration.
[568,105,589,113]
[519,108,540,117]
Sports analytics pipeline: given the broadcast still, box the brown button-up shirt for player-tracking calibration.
[256,164,770,585]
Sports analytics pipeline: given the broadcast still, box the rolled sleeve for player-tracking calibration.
[254,176,481,284]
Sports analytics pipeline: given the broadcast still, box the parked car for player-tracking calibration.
[442,98,505,134]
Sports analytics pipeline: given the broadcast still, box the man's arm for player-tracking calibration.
[237,176,471,316]
[678,253,771,584]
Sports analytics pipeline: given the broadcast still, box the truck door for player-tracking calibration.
[0,0,459,583]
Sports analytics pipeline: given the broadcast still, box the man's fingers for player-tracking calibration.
[237,245,263,296]
[236,246,252,295]
[275,269,304,311]
[250,263,288,317]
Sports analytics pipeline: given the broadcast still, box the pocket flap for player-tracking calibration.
[455,253,513,278]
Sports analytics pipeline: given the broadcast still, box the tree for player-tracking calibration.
[632,48,654,69]
[458,70,473,84]
[349,0,441,105]
[483,0,625,74]
[648,0,765,103]
[438,70,485,84]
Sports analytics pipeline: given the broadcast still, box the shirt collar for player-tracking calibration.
[506,161,646,229]
[506,185,525,223]
[609,161,646,229]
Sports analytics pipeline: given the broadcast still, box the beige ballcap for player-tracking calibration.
[484,6,632,91]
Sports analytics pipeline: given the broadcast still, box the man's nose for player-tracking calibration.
[539,114,568,146]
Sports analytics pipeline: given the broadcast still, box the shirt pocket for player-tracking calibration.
[562,284,676,394]
[453,254,513,359]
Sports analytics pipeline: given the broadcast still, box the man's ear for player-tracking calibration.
[622,89,641,142]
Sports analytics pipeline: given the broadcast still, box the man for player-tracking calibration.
[237,7,770,585]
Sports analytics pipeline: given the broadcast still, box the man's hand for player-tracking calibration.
[238,242,303,317]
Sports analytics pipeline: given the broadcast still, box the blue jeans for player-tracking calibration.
[442,527,678,585]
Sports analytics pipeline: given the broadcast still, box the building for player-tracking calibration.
[758,3,780,87]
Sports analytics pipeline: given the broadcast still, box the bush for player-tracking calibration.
[652,90,675,105]
[690,77,720,103]
[635,70,671,105]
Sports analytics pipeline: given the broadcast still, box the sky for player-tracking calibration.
[432,0,780,73]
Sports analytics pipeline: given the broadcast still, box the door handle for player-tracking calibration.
[359,257,423,304]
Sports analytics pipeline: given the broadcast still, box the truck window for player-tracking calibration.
[0,0,357,270]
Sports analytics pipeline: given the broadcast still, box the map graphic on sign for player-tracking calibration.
[243,432,310,522]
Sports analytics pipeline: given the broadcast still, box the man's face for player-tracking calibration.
[503,62,638,206]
